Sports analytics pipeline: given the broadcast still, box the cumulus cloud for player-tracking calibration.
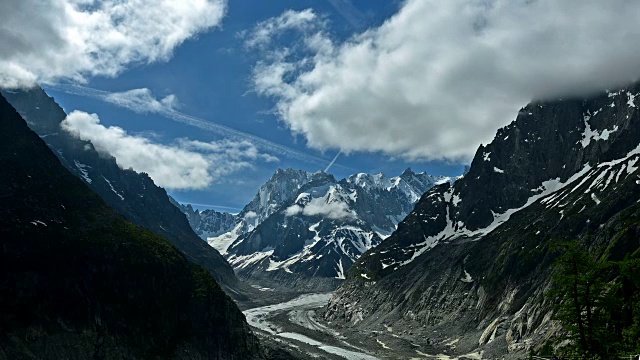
[250,1,640,162]
[61,110,277,190]
[0,0,226,88]
[285,197,355,220]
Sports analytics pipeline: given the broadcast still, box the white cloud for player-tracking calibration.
[60,110,276,190]
[285,205,303,217]
[250,1,640,162]
[185,139,280,162]
[285,197,355,220]
[179,139,280,179]
[0,0,226,88]
[243,211,258,220]
[104,88,179,113]
[51,84,342,169]
[243,9,320,49]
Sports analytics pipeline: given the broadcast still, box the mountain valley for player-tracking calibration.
[175,81,640,359]
[2,3,640,358]
[2,80,639,360]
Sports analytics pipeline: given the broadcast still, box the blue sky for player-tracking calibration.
[42,0,464,212]
[3,0,639,213]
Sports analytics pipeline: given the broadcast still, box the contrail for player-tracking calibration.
[324,151,341,173]
[46,83,354,171]
[326,0,366,29]
[176,201,244,213]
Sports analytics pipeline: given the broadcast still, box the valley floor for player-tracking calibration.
[240,290,485,360]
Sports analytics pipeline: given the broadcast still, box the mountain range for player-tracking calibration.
[3,77,640,359]
[324,82,640,358]
[180,168,449,290]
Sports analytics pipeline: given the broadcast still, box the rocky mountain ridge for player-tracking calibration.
[0,94,261,359]
[1,87,239,291]
[200,167,449,290]
[324,82,640,358]
[172,199,238,239]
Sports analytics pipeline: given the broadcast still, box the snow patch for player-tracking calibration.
[73,160,92,183]
[207,223,242,255]
[628,92,637,107]
[580,113,619,147]
[393,164,595,270]
[381,261,395,269]
[101,176,124,200]
[294,192,310,203]
[335,259,346,279]
[461,270,474,283]
[452,194,462,207]
[627,158,638,175]
[376,339,392,350]
[250,284,274,292]
[228,248,273,270]
[253,223,378,277]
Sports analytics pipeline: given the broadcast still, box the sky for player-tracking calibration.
[2,0,640,213]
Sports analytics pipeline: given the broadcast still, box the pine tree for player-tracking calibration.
[619,256,640,354]
[549,240,619,358]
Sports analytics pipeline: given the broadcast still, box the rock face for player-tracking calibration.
[205,167,447,290]
[239,168,326,230]
[173,200,238,239]
[1,87,238,290]
[177,169,326,248]
[0,94,261,359]
[325,83,640,358]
